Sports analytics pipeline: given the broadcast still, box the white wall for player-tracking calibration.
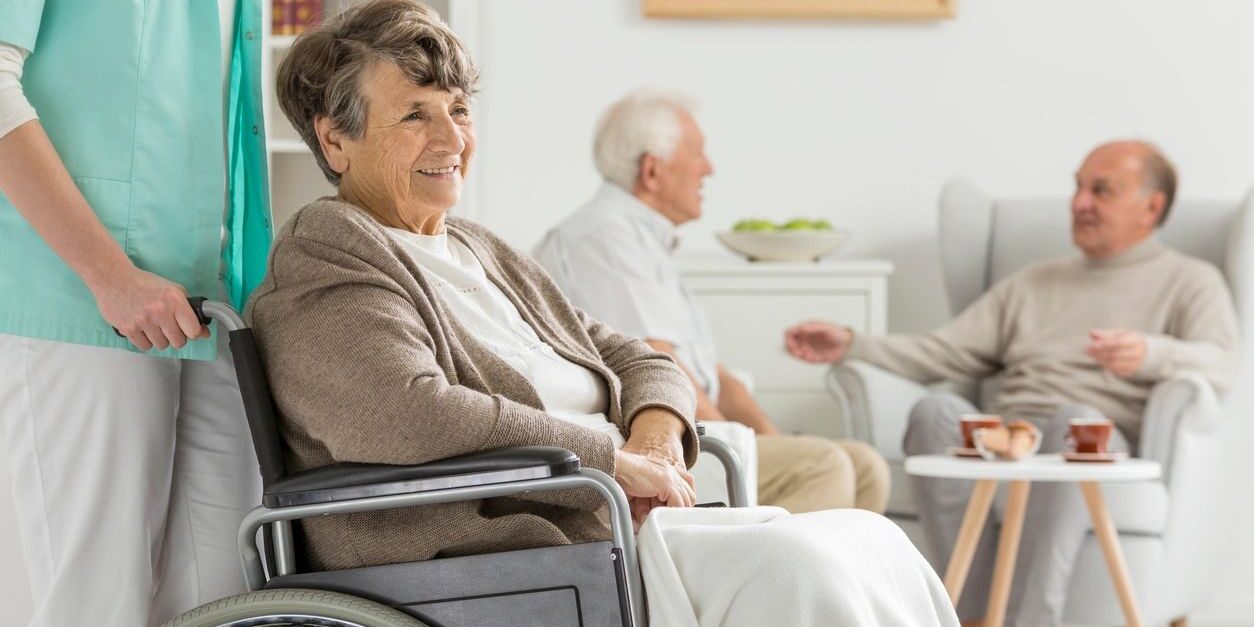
[469,0,1254,332]
[463,0,1254,623]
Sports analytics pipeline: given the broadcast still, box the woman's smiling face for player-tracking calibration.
[322,61,475,234]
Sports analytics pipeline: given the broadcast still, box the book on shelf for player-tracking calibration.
[272,0,323,36]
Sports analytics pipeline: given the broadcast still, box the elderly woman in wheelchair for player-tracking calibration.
[164,1,958,625]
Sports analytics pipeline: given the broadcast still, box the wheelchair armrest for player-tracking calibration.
[263,446,580,508]
[242,454,638,598]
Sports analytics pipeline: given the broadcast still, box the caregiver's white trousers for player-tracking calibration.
[0,331,258,627]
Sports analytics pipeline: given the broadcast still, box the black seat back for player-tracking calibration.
[227,328,289,489]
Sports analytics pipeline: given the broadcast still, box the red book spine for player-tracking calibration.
[292,0,323,33]
[271,0,290,36]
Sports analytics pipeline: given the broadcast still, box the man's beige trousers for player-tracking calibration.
[756,434,890,514]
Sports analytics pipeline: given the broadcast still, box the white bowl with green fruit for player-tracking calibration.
[717,218,849,262]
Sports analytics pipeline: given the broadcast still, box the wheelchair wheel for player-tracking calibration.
[163,588,430,626]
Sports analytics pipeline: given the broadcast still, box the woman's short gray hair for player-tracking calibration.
[276,0,479,184]
[593,90,696,191]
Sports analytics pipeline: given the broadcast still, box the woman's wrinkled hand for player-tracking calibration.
[622,429,685,471]
[613,449,696,526]
[623,407,689,468]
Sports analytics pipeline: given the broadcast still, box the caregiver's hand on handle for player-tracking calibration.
[94,266,209,351]
[785,320,853,364]
[0,121,207,353]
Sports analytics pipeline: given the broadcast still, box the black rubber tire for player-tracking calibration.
[162,588,429,627]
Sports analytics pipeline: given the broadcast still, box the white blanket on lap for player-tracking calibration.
[638,506,959,627]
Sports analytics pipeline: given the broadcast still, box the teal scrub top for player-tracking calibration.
[0,0,272,360]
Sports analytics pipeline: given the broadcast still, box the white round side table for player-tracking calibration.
[904,454,1161,627]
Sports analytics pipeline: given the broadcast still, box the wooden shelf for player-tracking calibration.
[270,34,297,49]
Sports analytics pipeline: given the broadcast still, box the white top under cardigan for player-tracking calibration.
[385,226,627,448]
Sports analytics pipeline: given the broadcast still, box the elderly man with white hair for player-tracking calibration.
[535,90,891,515]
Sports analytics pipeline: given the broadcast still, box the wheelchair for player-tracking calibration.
[164,299,750,627]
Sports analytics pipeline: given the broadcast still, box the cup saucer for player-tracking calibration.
[1061,451,1128,463]
[947,446,985,459]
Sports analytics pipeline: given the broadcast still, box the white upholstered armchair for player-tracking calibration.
[829,177,1252,625]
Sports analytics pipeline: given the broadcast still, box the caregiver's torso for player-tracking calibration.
[0,0,268,358]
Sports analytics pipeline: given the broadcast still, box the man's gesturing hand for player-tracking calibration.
[785,321,852,364]
[1086,329,1147,378]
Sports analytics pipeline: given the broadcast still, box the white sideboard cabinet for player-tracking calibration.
[677,255,893,439]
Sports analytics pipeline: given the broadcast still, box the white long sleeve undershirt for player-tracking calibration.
[0,43,35,139]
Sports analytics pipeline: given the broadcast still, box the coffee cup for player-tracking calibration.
[1067,418,1113,454]
[960,414,1004,449]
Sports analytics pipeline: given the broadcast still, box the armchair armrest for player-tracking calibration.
[828,360,931,461]
[1138,373,1222,476]
[263,446,580,508]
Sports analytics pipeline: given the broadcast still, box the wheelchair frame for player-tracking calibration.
[197,299,748,627]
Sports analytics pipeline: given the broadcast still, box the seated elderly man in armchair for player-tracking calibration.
[784,140,1240,627]
[535,89,890,515]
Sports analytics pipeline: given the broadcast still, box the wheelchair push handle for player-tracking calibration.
[111,296,215,338]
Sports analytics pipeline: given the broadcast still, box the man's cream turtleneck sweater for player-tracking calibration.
[848,235,1239,442]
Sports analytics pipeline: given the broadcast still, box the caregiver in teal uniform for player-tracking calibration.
[0,0,271,624]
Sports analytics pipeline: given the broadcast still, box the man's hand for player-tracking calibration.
[1085,329,1147,377]
[91,266,208,352]
[784,321,853,364]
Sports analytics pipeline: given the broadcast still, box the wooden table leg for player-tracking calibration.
[985,480,1030,627]
[943,479,998,606]
[1080,481,1144,627]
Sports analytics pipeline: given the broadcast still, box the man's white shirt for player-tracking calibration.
[534,182,722,402]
